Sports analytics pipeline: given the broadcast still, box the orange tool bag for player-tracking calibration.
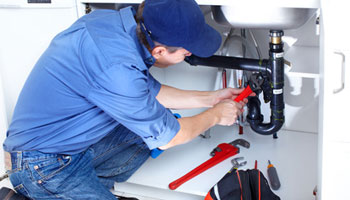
[205,169,280,200]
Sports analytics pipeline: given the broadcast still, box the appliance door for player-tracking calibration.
[0,0,78,188]
[0,0,78,122]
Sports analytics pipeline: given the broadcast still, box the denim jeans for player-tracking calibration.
[7,124,151,199]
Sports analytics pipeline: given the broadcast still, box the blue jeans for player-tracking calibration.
[7,124,150,199]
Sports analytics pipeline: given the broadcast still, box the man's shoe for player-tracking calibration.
[0,187,29,200]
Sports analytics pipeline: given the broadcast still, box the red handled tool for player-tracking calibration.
[235,72,264,103]
[233,85,253,102]
[222,70,250,135]
[169,139,250,190]
[234,85,253,136]
[237,70,244,135]
[222,69,227,89]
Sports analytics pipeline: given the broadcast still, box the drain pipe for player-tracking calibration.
[184,30,285,136]
[184,55,270,74]
[246,30,285,136]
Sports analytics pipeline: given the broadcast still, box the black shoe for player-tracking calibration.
[114,195,139,200]
[0,187,29,200]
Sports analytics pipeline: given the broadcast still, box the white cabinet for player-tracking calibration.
[319,0,350,199]
[0,0,78,189]
[72,1,321,200]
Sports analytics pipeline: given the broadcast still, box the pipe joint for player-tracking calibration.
[246,30,285,136]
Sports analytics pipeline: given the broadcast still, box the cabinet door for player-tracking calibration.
[319,0,350,199]
[0,1,78,189]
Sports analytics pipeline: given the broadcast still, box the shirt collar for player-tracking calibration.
[119,6,156,68]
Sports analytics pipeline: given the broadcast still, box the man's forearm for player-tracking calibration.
[159,109,218,150]
[156,86,249,150]
[156,85,215,109]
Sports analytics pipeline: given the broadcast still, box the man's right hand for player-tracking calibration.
[159,99,245,150]
[209,99,243,126]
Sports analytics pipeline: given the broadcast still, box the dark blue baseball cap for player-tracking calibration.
[142,0,222,58]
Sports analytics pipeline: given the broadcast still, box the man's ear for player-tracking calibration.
[151,46,167,59]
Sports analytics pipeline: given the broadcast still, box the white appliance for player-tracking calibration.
[0,0,78,189]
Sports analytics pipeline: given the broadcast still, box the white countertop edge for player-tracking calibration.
[77,0,320,9]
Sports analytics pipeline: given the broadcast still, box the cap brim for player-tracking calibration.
[183,24,222,58]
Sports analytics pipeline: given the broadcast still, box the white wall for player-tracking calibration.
[0,74,11,188]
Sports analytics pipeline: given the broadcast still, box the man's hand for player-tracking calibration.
[159,87,256,150]
[159,98,244,150]
[208,99,243,126]
[211,88,255,106]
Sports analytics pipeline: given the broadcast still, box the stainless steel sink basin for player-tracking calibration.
[211,6,317,29]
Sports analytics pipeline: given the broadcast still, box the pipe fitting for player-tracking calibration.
[247,30,285,135]
[269,30,284,44]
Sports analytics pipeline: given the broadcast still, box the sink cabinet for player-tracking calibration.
[1,0,349,199]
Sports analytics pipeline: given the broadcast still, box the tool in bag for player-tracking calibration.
[205,157,247,200]
[204,169,281,200]
[169,139,250,190]
[229,157,247,172]
[205,159,280,200]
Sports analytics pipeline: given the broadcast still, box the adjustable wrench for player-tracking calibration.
[232,72,264,103]
[169,139,250,190]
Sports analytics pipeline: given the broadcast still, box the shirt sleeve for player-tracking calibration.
[148,72,161,97]
[87,63,179,149]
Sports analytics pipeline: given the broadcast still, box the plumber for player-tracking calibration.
[3,0,251,199]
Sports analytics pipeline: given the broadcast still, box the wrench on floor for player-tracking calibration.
[169,139,250,190]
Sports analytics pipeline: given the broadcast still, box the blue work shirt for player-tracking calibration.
[3,7,180,154]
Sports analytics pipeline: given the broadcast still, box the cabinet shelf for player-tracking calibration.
[116,126,318,199]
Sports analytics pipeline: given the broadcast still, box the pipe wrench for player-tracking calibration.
[169,139,250,190]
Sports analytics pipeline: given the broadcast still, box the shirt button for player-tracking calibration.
[37,180,42,184]
[34,165,39,170]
